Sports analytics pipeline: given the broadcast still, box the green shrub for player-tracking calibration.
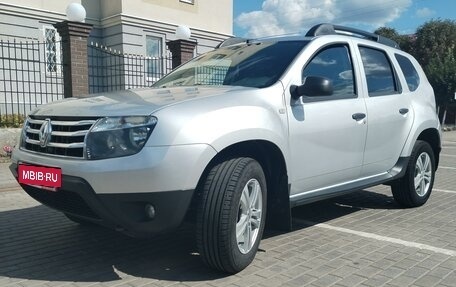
[0,114,25,128]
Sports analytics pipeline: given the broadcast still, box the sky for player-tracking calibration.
[233,0,456,38]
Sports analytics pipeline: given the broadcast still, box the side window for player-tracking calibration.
[395,54,420,91]
[302,45,356,100]
[359,46,400,96]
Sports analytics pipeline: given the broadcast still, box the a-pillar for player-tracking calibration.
[54,21,93,98]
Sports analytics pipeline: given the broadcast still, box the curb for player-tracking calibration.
[0,185,20,193]
[442,125,456,132]
[0,162,19,192]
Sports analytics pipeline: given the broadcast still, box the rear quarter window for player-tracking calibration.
[395,54,420,91]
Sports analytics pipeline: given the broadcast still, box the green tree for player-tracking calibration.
[426,49,456,107]
[414,19,456,66]
[376,20,456,122]
[414,19,456,119]
[374,27,401,40]
[374,27,413,54]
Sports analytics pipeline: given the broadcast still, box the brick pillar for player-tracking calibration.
[54,21,93,98]
[166,39,197,69]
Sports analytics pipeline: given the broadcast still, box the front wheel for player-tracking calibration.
[392,140,435,207]
[196,157,267,273]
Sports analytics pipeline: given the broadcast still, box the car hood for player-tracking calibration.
[30,86,255,117]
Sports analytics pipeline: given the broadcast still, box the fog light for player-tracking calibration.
[145,204,156,219]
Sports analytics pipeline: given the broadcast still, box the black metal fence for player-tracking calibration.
[0,40,64,127]
[0,40,173,127]
[88,43,172,94]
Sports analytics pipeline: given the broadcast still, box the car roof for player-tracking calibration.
[218,23,400,50]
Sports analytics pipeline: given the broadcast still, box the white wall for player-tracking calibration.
[0,0,232,51]
[119,0,232,36]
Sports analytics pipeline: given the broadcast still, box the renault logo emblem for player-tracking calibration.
[39,119,52,148]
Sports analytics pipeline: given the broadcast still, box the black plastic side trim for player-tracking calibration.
[289,157,409,207]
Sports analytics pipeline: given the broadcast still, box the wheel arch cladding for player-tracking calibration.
[417,128,441,170]
[190,140,292,232]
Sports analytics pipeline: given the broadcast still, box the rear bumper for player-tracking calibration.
[10,163,193,237]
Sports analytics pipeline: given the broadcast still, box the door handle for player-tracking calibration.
[352,113,366,121]
[399,108,409,115]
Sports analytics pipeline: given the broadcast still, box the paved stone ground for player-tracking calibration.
[0,132,455,287]
[0,128,20,159]
[0,163,17,191]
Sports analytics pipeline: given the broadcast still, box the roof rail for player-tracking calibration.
[306,23,400,49]
[216,37,248,48]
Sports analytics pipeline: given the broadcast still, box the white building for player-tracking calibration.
[0,0,233,54]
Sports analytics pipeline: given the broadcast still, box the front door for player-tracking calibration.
[287,44,368,195]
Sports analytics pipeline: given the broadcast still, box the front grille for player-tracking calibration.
[23,116,99,158]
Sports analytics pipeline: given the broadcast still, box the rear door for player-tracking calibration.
[356,45,414,177]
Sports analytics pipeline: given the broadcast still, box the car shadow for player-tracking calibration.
[263,189,399,238]
[292,188,398,220]
[0,189,398,283]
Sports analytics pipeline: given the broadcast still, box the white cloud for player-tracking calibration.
[236,11,286,37]
[312,57,336,66]
[416,7,436,18]
[235,0,412,37]
[339,70,353,80]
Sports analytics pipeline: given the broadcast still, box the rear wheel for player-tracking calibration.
[196,157,267,273]
[392,140,435,207]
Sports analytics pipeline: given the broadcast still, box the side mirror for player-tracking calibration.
[290,76,333,100]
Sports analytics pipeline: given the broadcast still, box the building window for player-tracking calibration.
[180,0,194,4]
[146,36,163,81]
[44,27,60,73]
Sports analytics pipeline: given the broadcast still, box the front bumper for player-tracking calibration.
[9,143,217,237]
[11,144,217,194]
[10,162,194,237]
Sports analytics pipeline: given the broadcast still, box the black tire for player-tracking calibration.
[196,157,267,273]
[392,140,435,207]
[65,213,95,226]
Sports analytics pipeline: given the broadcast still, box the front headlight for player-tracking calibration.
[85,116,157,160]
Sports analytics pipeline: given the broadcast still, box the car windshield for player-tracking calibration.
[153,41,308,89]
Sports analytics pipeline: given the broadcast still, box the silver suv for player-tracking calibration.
[10,24,441,273]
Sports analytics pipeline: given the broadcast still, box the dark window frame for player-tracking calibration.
[359,45,402,97]
[300,43,358,103]
[395,53,420,92]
